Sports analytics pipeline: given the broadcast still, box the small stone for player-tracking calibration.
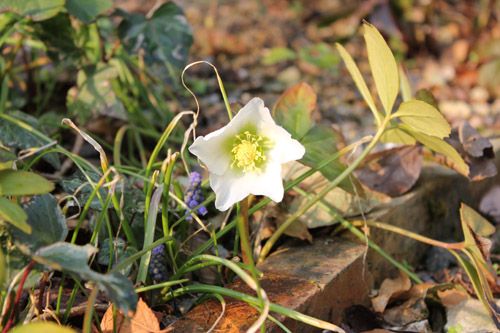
[439,100,471,120]
[491,99,500,115]
[277,66,301,85]
[470,86,489,103]
[445,299,500,332]
[472,102,490,116]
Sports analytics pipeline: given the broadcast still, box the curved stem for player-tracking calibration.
[258,117,391,263]
[351,220,465,250]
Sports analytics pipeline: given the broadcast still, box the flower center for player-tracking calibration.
[231,131,268,173]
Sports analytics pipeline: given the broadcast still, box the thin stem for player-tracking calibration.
[239,199,251,266]
[351,220,465,250]
[82,288,98,333]
[2,261,35,333]
[258,117,391,263]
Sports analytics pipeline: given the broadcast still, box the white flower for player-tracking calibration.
[189,97,306,211]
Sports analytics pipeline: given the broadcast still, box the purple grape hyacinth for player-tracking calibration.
[149,244,168,282]
[185,171,208,220]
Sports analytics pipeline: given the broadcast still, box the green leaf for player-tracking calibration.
[67,64,126,123]
[10,322,76,333]
[262,47,296,65]
[363,22,399,114]
[406,127,469,175]
[336,43,380,123]
[0,247,6,288]
[10,194,67,254]
[118,2,193,75]
[298,43,339,69]
[0,111,60,168]
[34,243,137,314]
[0,170,54,196]
[273,82,316,139]
[0,0,65,21]
[393,99,451,138]
[65,0,112,23]
[381,127,416,145]
[300,125,359,193]
[399,65,412,102]
[460,203,496,246]
[0,197,29,233]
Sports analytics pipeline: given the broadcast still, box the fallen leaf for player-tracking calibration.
[372,273,412,313]
[479,186,500,224]
[444,121,497,181]
[445,299,500,332]
[437,288,469,308]
[356,145,423,197]
[101,298,160,333]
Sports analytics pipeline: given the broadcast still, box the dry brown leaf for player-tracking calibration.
[101,298,160,333]
[372,273,412,313]
[437,288,469,308]
[356,145,423,197]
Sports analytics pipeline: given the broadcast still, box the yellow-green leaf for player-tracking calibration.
[0,170,54,196]
[10,322,76,333]
[363,22,399,114]
[0,248,5,288]
[0,197,30,233]
[381,127,416,145]
[406,128,469,175]
[336,43,380,124]
[393,100,451,138]
[460,203,496,244]
[399,65,412,102]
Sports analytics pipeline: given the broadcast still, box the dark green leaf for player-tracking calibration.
[0,0,64,21]
[0,197,29,233]
[65,0,112,23]
[118,2,193,75]
[67,64,126,123]
[0,111,60,168]
[273,82,316,140]
[32,13,81,60]
[300,125,359,193]
[10,194,67,254]
[0,170,54,196]
[34,243,137,314]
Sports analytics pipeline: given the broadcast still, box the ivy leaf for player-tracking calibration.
[65,0,112,23]
[0,170,54,196]
[10,194,67,254]
[336,43,379,123]
[118,2,193,75]
[10,322,76,333]
[0,197,29,233]
[393,100,451,138]
[363,22,399,114]
[34,243,137,315]
[273,82,316,140]
[0,0,65,21]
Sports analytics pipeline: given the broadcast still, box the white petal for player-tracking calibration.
[227,97,269,132]
[209,162,285,211]
[263,123,306,163]
[188,127,231,176]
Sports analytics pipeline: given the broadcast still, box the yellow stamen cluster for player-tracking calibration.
[231,131,267,173]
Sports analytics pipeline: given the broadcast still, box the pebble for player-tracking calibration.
[470,86,489,103]
[439,100,471,120]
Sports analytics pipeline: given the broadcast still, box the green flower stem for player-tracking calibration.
[135,279,189,293]
[82,287,98,333]
[166,284,344,332]
[258,117,391,263]
[161,154,178,271]
[350,220,465,250]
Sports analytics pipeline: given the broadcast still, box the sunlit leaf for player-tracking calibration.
[10,322,76,333]
[399,65,412,102]
[363,22,399,114]
[336,43,379,123]
[273,82,317,139]
[381,127,416,145]
[0,197,30,233]
[65,0,112,23]
[404,127,469,176]
[10,194,67,254]
[393,99,451,138]
[0,0,65,21]
[0,247,6,288]
[34,242,138,314]
[0,170,54,196]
